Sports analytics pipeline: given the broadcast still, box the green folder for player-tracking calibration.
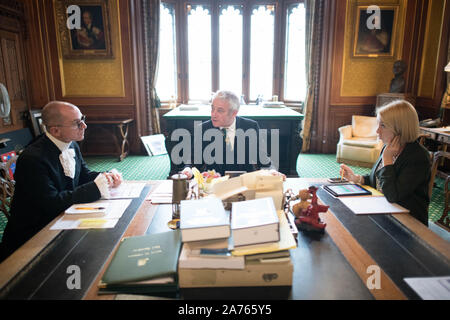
[99,230,181,294]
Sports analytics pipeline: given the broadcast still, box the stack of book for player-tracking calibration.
[178,197,296,289]
[231,197,280,247]
[179,198,245,270]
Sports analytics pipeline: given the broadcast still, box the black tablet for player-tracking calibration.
[323,183,372,197]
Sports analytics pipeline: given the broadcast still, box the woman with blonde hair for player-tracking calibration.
[340,100,431,226]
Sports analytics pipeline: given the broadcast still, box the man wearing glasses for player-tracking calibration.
[0,101,122,262]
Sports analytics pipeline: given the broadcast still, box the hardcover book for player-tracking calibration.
[231,197,279,247]
[178,243,245,270]
[98,230,181,294]
[180,197,230,242]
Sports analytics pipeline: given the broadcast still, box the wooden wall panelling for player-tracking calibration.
[0,0,30,134]
[31,0,144,154]
[402,0,422,95]
[415,0,450,119]
[23,0,53,108]
[44,0,135,106]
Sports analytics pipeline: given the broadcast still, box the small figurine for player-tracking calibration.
[295,186,329,233]
[292,189,312,218]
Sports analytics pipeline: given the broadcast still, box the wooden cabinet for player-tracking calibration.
[0,1,29,135]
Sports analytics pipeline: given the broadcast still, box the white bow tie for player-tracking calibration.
[59,148,76,179]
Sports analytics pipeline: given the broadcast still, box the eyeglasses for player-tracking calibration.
[54,115,86,129]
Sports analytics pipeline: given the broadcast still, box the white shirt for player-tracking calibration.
[46,132,76,179]
[45,132,110,198]
[220,118,236,151]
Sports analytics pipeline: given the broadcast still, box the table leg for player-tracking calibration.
[118,123,130,161]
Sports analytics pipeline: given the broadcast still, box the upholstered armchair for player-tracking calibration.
[336,116,383,168]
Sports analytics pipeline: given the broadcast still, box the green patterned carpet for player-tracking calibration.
[0,153,445,242]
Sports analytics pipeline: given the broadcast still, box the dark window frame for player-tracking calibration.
[159,0,305,106]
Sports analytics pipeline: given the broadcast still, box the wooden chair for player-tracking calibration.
[0,155,17,219]
[429,151,450,231]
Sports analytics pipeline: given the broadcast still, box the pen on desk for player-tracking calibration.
[74,207,106,210]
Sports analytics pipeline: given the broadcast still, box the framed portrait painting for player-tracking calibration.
[352,6,398,58]
[55,0,113,59]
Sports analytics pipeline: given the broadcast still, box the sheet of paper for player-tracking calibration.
[104,182,146,199]
[404,276,450,300]
[339,196,409,215]
[51,199,132,230]
[65,201,110,214]
[148,196,173,204]
[146,180,173,203]
[102,199,132,219]
[50,217,119,230]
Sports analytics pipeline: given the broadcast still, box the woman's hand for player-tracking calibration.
[383,135,402,166]
[339,164,361,183]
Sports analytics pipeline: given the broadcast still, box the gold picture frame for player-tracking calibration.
[352,6,398,58]
[55,0,113,59]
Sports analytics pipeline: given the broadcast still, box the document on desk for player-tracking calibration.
[146,180,173,204]
[104,182,146,199]
[339,196,409,215]
[50,199,132,230]
[404,276,450,300]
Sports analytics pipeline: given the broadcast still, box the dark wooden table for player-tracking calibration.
[0,179,449,300]
[82,119,134,161]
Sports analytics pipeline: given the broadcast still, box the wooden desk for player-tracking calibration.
[419,126,450,230]
[163,105,304,176]
[419,126,450,145]
[82,119,134,161]
[0,179,449,300]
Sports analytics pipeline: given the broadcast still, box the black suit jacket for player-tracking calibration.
[363,141,431,226]
[188,116,274,176]
[0,135,101,260]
